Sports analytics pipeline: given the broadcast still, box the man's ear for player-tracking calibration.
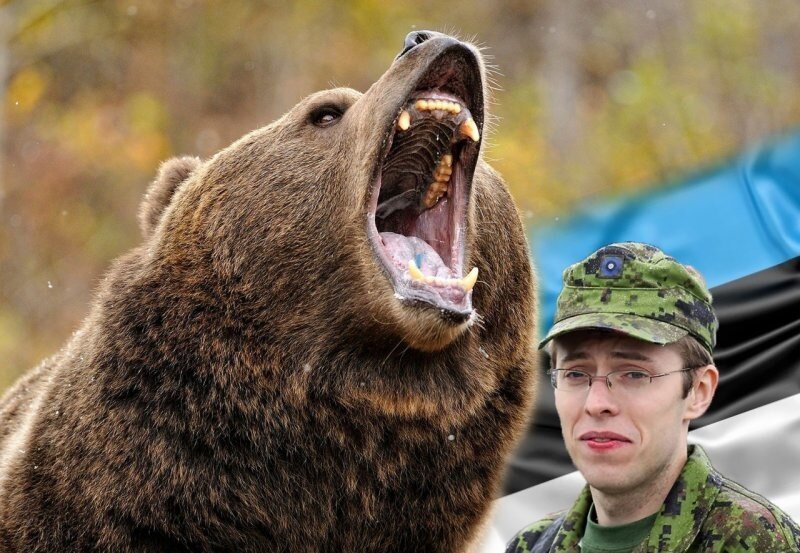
[138,156,201,239]
[684,365,719,421]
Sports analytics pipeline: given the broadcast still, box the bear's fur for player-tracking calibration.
[0,32,535,552]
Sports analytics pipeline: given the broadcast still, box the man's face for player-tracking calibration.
[552,330,701,496]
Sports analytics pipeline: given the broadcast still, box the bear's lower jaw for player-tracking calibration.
[392,298,477,352]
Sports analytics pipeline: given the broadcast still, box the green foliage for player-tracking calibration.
[2,0,800,390]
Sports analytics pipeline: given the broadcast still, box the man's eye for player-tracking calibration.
[621,371,651,380]
[563,370,588,380]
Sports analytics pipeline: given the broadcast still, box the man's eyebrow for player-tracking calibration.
[560,351,589,363]
[610,350,653,362]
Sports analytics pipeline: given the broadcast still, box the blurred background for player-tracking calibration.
[2,0,800,392]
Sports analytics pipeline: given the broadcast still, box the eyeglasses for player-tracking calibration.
[547,368,694,395]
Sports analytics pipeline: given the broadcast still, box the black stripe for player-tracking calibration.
[502,255,800,495]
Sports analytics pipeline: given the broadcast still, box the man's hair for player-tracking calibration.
[674,334,714,398]
[547,331,714,398]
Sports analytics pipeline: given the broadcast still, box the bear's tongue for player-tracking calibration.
[380,232,451,279]
[379,231,478,292]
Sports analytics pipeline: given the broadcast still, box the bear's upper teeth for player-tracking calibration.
[397,110,411,131]
[414,99,462,114]
[422,154,453,208]
[386,97,478,212]
[459,118,480,142]
[396,98,471,136]
[398,98,478,143]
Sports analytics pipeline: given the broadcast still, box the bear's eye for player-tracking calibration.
[310,106,344,128]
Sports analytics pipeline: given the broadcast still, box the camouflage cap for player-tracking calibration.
[539,242,717,353]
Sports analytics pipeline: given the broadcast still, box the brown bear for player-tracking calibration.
[0,31,535,552]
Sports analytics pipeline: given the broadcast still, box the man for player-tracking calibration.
[506,242,800,553]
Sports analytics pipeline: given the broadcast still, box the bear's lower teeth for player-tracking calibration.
[408,258,479,291]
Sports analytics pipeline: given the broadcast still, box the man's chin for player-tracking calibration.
[585,476,637,495]
[574,455,638,491]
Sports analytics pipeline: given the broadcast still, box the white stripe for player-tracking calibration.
[689,393,800,516]
[479,392,800,552]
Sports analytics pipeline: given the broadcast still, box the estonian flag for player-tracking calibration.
[481,131,800,551]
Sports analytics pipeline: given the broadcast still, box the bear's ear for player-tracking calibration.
[138,156,201,239]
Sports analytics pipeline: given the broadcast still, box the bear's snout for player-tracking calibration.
[397,30,433,59]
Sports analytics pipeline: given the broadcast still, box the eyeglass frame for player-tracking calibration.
[546,367,697,393]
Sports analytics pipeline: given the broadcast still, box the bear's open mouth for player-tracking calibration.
[367,48,483,319]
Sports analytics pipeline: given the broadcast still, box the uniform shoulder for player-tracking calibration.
[505,511,567,553]
[705,474,800,550]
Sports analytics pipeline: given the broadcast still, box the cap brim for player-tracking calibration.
[538,313,689,350]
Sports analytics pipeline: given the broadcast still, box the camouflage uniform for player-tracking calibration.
[508,243,800,552]
[505,445,800,552]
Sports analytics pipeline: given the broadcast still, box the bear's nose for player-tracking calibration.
[397,30,433,59]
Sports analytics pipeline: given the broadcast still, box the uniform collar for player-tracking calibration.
[551,445,721,552]
[643,444,722,552]
[551,484,592,551]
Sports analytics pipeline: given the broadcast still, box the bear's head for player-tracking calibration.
[134,31,534,422]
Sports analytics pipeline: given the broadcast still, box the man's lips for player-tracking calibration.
[580,431,631,441]
[579,431,632,451]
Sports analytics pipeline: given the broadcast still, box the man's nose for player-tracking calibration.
[397,30,433,59]
[583,377,619,416]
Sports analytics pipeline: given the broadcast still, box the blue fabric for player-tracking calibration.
[531,130,800,332]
